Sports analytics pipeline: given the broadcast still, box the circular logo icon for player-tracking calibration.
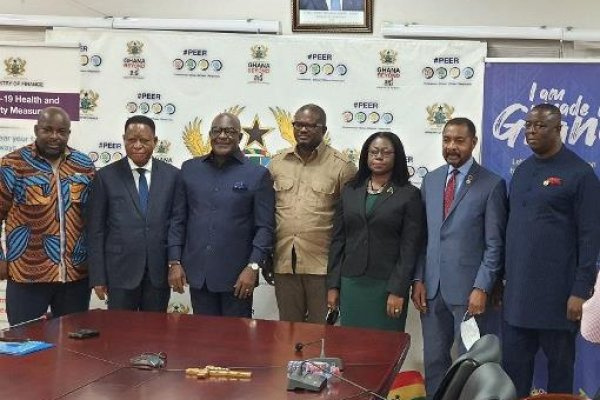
[297,63,308,74]
[80,55,89,67]
[323,64,334,75]
[343,111,353,123]
[417,166,429,178]
[422,67,434,79]
[139,102,150,114]
[126,102,138,113]
[369,112,380,123]
[151,103,163,114]
[112,152,123,161]
[165,103,176,115]
[407,165,415,177]
[310,63,321,75]
[436,67,447,79]
[450,67,461,79]
[355,112,367,123]
[185,59,197,71]
[173,58,184,70]
[382,113,394,124]
[463,67,474,79]
[100,152,111,164]
[88,151,99,162]
[90,55,102,67]
[211,60,223,72]
[336,64,348,76]
[198,59,209,71]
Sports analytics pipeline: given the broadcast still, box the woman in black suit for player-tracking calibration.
[327,131,423,331]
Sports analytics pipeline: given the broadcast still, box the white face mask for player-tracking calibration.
[460,313,481,351]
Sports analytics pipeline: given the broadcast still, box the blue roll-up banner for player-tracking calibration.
[482,60,600,397]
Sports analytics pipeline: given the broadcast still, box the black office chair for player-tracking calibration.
[433,334,516,400]
[458,363,517,400]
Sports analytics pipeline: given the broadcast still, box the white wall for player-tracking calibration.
[1,0,600,35]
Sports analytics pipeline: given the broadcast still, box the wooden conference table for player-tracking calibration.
[0,310,410,399]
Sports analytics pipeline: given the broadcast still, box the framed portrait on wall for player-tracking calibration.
[292,0,373,33]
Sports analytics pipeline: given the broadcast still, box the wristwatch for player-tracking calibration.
[247,263,260,271]
[168,261,181,268]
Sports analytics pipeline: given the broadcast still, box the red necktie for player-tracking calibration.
[443,169,458,219]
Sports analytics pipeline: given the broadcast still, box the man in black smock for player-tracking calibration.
[502,103,600,396]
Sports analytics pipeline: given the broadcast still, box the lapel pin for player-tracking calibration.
[386,186,394,194]
[543,176,562,186]
[465,175,473,185]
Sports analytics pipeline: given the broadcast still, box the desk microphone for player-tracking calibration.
[288,342,384,399]
[302,359,387,400]
[0,313,49,341]
[294,338,322,353]
[293,338,344,370]
[0,313,49,333]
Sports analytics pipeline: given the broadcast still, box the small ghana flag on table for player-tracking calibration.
[387,370,426,400]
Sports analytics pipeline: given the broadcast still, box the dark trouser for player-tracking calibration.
[190,284,252,318]
[6,278,90,326]
[421,289,491,399]
[502,320,576,397]
[107,272,170,312]
[274,273,327,324]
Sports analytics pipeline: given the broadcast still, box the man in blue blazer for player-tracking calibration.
[167,113,275,318]
[299,0,364,11]
[87,115,180,311]
[412,117,508,399]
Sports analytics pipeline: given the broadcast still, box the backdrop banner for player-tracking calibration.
[482,60,600,397]
[482,60,600,180]
[0,42,80,329]
[46,28,486,321]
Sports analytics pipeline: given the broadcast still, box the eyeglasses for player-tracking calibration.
[524,121,560,131]
[368,149,395,158]
[291,121,324,131]
[209,127,239,138]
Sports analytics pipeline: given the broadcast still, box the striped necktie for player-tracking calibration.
[443,169,458,219]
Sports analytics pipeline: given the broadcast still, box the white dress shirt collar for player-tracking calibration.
[127,157,153,190]
[127,157,153,173]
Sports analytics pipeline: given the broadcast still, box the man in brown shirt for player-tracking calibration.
[269,104,356,323]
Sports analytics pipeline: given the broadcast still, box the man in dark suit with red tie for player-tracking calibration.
[87,115,180,311]
[412,118,508,399]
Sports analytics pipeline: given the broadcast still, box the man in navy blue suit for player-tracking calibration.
[87,115,179,311]
[502,104,600,397]
[167,113,275,317]
[413,118,507,398]
[299,0,364,11]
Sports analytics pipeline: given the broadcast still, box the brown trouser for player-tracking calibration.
[274,273,327,324]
